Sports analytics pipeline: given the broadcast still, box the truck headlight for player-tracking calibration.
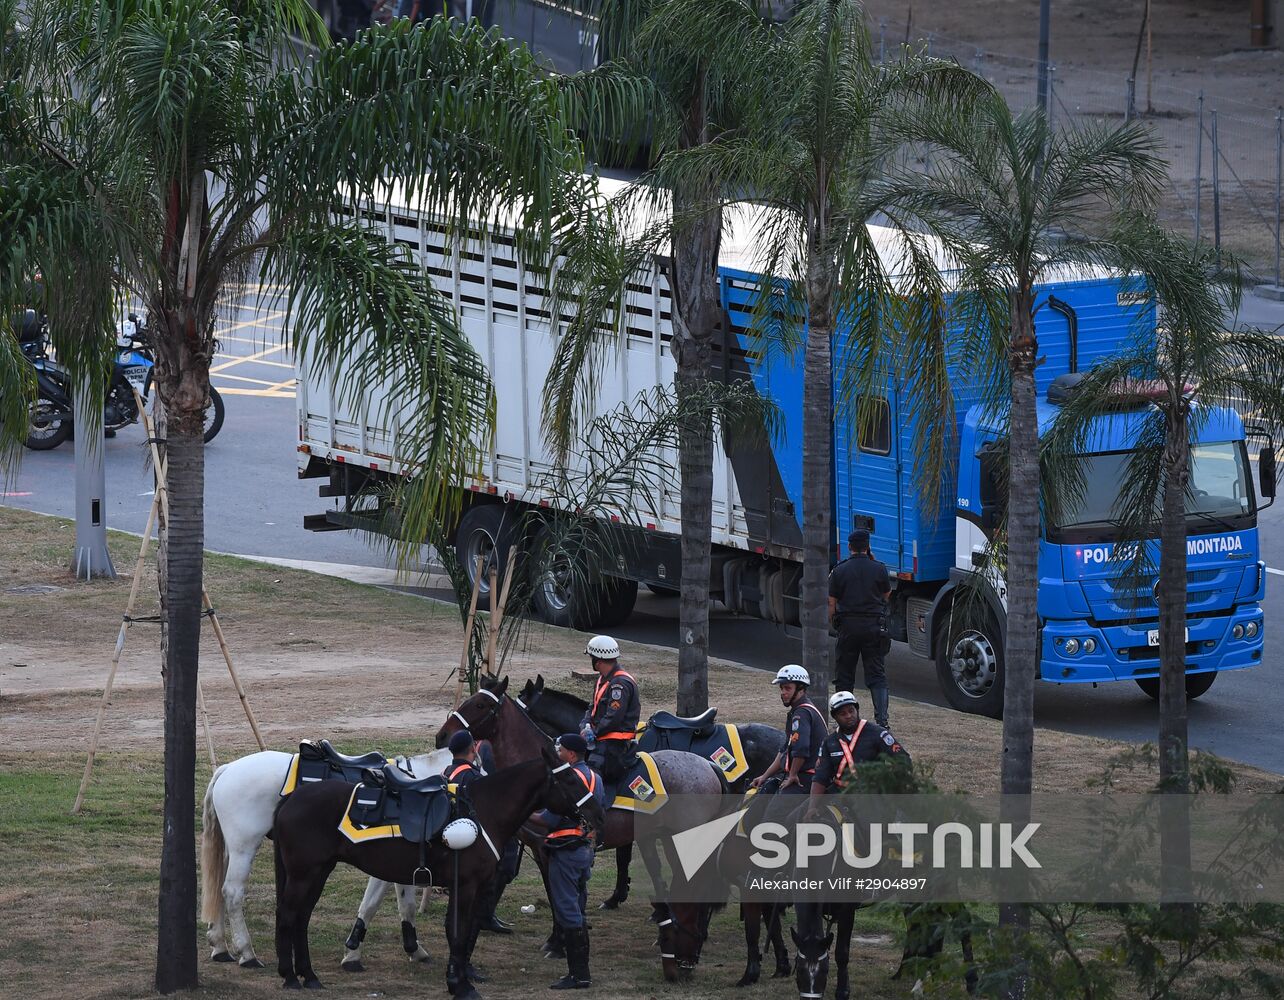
[1082,637,1097,653]
[1245,621,1259,639]
[1064,637,1080,655]
[1232,624,1244,639]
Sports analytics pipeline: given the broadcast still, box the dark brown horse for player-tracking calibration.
[435,676,727,974]
[273,750,604,1000]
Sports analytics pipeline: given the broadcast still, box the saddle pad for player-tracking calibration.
[609,751,669,815]
[280,752,384,796]
[338,783,454,845]
[636,723,749,783]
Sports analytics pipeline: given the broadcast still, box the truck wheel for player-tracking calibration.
[1135,672,1217,701]
[935,614,1005,719]
[454,504,521,612]
[526,525,636,630]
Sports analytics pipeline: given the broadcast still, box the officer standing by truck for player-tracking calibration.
[829,529,893,729]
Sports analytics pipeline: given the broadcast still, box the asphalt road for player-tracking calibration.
[4,289,1283,774]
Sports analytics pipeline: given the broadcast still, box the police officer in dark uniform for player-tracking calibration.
[749,665,827,799]
[829,529,894,729]
[807,691,910,810]
[579,635,640,792]
[442,730,481,785]
[528,733,606,990]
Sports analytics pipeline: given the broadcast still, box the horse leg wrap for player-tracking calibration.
[345,918,367,952]
[401,920,418,956]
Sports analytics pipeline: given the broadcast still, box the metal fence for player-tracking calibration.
[876,23,1284,287]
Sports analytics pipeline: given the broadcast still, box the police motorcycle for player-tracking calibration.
[20,310,225,450]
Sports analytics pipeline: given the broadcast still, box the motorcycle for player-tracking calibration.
[22,311,225,450]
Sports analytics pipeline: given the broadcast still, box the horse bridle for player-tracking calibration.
[448,685,525,740]
[453,686,598,830]
[657,909,707,970]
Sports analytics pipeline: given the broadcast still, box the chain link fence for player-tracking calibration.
[876,22,1284,288]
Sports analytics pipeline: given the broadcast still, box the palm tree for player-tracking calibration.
[1043,228,1284,898]
[1,2,637,990]
[886,98,1167,796]
[645,0,989,699]
[540,0,759,715]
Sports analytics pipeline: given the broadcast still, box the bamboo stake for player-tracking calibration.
[453,555,486,705]
[197,677,218,767]
[484,563,499,677]
[204,590,265,750]
[72,494,159,814]
[488,555,517,674]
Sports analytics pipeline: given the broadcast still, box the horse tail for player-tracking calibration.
[200,763,230,925]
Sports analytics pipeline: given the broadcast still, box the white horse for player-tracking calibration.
[200,747,451,970]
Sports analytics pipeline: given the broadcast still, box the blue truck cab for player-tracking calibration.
[720,260,1271,717]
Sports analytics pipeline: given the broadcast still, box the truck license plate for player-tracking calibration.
[1147,628,1189,646]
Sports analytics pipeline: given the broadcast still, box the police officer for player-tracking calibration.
[829,529,893,729]
[808,691,910,811]
[579,635,640,791]
[529,733,606,990]
[749,665,826,797]
[442,730,481,786]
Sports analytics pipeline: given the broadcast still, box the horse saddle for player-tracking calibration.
[637,713,748,783]
[648,708,718,734]
[345,764,453,845]
[297,739,388,785]
[607,751,670,815]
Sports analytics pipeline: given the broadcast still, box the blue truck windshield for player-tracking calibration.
[1048,442,1254,540]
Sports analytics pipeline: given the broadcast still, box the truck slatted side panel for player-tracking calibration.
[299,192,754,548]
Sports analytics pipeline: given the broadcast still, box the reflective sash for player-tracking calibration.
[548,766,599,841]
[834,720,867,785]
[590,668,637,739]
[446,762,474,782]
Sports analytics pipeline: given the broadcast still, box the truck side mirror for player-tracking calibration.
[1260,446,1277,500]
[978,446,1005,532]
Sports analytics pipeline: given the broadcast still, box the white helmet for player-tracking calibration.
[829,691,859,714]
[772,664,810,686]
[586,635,620,660]
[442,818,480,851]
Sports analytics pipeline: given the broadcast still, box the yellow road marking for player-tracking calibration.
[264,376,298,392]
[213,352,296,370]
[210,372,281,387]
[218,310,288,336]
[218,387,296,398]
[209,343,287,374]
[217,333,288,347]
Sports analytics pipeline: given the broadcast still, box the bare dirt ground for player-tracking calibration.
[3,505,1282,1000]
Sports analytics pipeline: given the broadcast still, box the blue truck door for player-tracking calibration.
[835,375,903,573]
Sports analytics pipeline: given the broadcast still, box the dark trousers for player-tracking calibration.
[588,740,632,787]
[836,621,888,694]
[547,844,593,929]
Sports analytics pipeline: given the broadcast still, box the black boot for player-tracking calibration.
[542,923,566,959]
[479,878,513,934]
[549,926,591,989]
[872,686,890,730]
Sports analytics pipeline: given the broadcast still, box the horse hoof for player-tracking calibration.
[598,899,620,910]
[241,958,265,969]
[772,966,791,979]
[413,949,432,964]
[456,988,482,1000]
[734,976,758,988]
[341,961,365,973]
[303,978,324,990]
[212,952,235,963]
[282,977,302,990]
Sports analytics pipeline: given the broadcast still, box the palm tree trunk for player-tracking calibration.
[1157,409,1193,907]
[671,72,721,717]
[801,233,836,700]
[999,287,1038,982]
[155,414,205,992]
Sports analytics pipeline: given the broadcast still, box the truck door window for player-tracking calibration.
[856,396,891,455]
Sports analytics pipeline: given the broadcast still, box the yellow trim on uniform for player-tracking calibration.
[718,724,749,783]
[338,786,401,843]
[611,751,669,815]
[279,754,301,797]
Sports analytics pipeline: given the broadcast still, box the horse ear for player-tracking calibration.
[499,676,510,696]
[535,674,544,691]
[541,743,557,765]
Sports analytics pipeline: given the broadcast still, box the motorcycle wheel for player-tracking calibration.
[203,386,226,444]
[25,396,73,450]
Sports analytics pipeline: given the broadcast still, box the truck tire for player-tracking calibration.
[526,524,636,630]
[935,612,1005,719]
[1135,672,1217,701]
[454,504,521,613]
